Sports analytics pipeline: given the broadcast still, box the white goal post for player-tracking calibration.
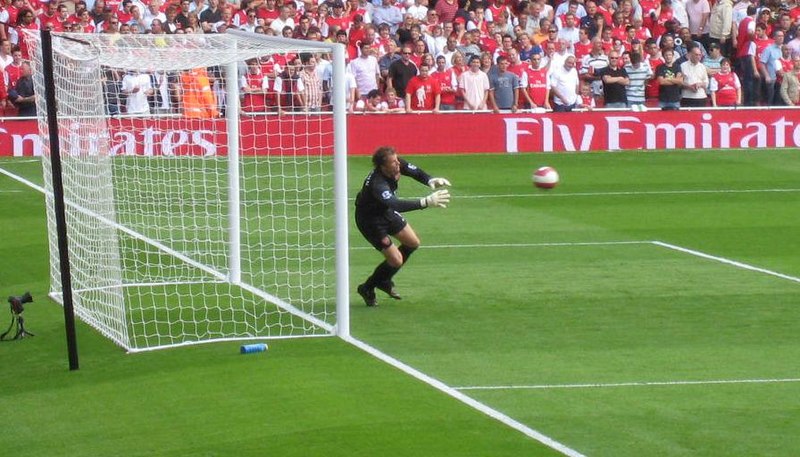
[26,30,349,352]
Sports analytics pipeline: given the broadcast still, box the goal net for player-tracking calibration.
[26,31,349,352]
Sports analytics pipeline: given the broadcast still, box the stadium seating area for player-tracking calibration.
[1,0,799,116]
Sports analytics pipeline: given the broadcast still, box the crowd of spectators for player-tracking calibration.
[1,0,800,116]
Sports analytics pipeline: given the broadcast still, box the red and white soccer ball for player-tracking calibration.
[532,166,559,189]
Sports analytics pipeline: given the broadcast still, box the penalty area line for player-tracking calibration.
[455,378,800,391]
[351,241,651,251]
[344,335,588,457]
[652,241,800,285]
[459,188,800,199]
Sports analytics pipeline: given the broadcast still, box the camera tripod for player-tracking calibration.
[0,309,34,340]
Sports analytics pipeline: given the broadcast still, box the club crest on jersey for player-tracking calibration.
[381,190,392,200]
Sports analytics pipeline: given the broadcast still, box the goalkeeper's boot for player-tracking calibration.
[376,281,402,300]
[357,283,377,307]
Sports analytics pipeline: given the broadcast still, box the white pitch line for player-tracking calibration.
[457,188,800,199]
[652,241,800,284]
[0,166,45,193]
[352,240,650,250]
[455,378,800,391]
[345,335,587,457]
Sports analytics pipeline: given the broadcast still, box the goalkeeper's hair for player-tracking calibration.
[372,146,397,168]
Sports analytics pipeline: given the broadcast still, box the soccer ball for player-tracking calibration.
[533,166,559,189]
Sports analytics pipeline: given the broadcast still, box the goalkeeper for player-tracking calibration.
[355,146,451,307]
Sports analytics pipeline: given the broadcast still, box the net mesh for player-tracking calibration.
[27,31,342,351]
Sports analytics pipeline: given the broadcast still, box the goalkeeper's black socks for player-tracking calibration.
[366,261,399,288]
[368,245,416,286]
[399,244,417,263]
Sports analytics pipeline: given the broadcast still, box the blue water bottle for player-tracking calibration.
[240,343,268,354]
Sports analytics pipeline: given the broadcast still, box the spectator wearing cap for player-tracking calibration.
[702,41,723,75]
[452,16,468,43]
[371,0,402,35]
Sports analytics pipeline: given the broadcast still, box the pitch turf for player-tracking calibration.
[2,149,800,456]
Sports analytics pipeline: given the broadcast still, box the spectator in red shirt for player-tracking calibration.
[38,2,61,31]
[431,54,457,109]
[521,53,551,110]
[405,61,441,112]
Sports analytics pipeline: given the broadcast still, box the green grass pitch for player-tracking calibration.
[1,149,799,456]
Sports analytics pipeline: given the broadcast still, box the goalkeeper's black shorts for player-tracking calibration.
[355,209,407,251]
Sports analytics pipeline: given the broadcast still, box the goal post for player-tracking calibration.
[26,30,349,353]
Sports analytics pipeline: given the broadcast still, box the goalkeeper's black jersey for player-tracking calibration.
[355,158,432,217]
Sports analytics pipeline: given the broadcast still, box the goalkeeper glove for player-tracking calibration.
[421,189,450,208]
[428,177,451,189]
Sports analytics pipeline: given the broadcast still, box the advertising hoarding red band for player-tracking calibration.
[1,109,798,157]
